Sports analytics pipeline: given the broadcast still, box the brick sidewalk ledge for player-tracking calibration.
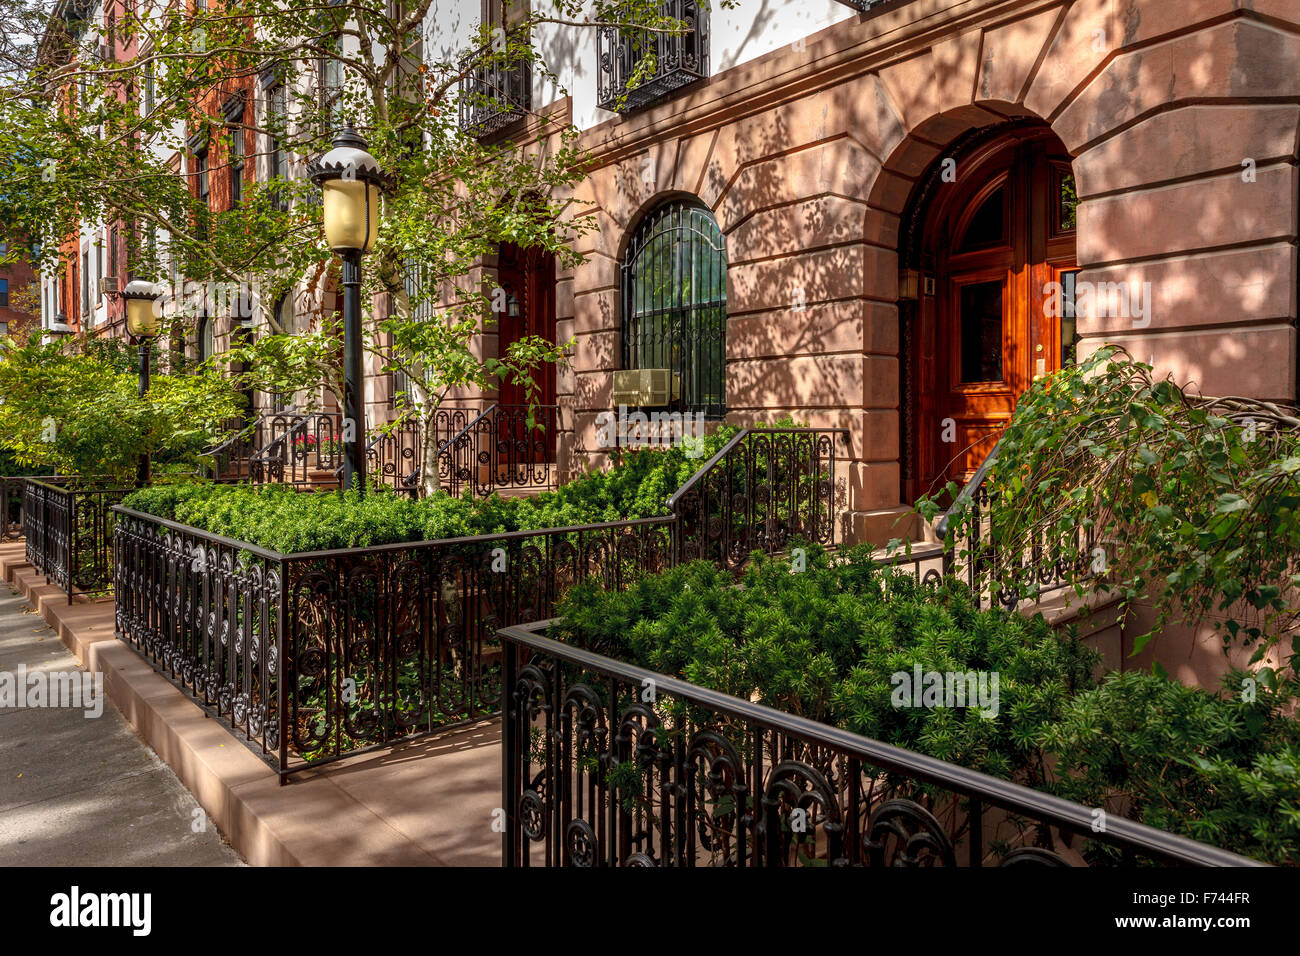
[0,542,501,867]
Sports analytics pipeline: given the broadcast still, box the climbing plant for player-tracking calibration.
[918,345,1300,682]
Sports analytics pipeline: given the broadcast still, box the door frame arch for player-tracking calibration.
[898,121,1077,503]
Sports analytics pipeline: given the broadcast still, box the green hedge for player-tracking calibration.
[120,424,740,552]
[552,546,1300,865]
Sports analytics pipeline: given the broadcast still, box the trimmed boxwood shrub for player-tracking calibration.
[120,424,741,552]
[1042,670,1300,865]
[551,545,1300,864]
[555,545,1100,785]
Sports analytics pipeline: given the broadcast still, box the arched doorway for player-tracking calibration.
[901,123,1078,501]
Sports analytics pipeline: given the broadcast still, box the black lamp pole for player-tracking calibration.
[309,124,382,496]
[341,249,365,493]
[123,278,160,488]
[137,336,151,486]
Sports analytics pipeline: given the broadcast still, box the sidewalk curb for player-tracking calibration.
[0,543,493,867]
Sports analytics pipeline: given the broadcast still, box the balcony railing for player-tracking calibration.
[596,0,708,114]
[499,619,1263,867]
[458,55,532,136]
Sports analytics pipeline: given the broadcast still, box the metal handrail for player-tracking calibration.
[250,414,310,466]
[331,407,420,482]
[665,426,851,512]
[501,617,1266,868]
[436,402,498,458]
[248,411,341,477]
[663,426,750,511]
[936,438,1001,540]
[202,414,262,460]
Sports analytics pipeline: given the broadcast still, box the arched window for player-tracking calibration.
[274,293,297,333]
[622,200,726,417]
[198,316,214,363]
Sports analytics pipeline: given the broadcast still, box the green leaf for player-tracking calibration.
[1214,493,1249,514]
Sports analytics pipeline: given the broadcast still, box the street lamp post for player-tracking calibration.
[308,124,384,494]
[122,279,162,486]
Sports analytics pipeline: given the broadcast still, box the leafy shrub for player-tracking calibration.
[919,345,1300,677]
[552,547,1300,863]
[0,328,243,485]
[120,424,741,552]
[553,545,1100,784]
[1041,669,1300,865]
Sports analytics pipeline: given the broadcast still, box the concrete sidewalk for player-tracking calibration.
[0,578,243,865]
[0,542,502,867]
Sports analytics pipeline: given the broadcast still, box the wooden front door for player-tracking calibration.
[496,243,558,461]
[913,130,1077,497]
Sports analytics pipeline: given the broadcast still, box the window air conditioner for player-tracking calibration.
[612,368,680,408]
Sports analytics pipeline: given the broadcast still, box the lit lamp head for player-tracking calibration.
[122,279,162,339]
[308,124,384,254]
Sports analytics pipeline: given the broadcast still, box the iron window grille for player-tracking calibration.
[318,45,345,129]
[403,259,435,322]
[265,82,290,210]
[597,0,708,114]
[621,201,727,418]
[458,53,532,137]
[198,316,214,362]
[195,149,210,205]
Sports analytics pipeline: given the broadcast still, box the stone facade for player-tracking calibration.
[450,0,1300,548]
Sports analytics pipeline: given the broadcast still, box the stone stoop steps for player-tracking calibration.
[0,541,501,867]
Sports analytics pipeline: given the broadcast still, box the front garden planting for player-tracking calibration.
[119,423,741,551]
[510,546,1297,865]
[110,422,850,779]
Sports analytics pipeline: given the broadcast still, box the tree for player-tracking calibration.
[0,327,245,483]
[0,0,714,492]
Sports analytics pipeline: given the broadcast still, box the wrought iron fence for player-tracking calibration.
[596,0,708,113]
[458,53,531,136]
[202,415,259,480]
[111,423,854,778]
[936,440,1098,610]
[437,404,559,497]
[2,475,54,541]
[251,412,343,488]
[364,412,423,497]
[113,505,675,780]
[204,410,343,487]
[24,478,134,602]
[500,620,1262,868]
[668,427,849,568]
[349,404,483,499]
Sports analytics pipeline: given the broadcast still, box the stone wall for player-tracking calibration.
[545,0,1300,545]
